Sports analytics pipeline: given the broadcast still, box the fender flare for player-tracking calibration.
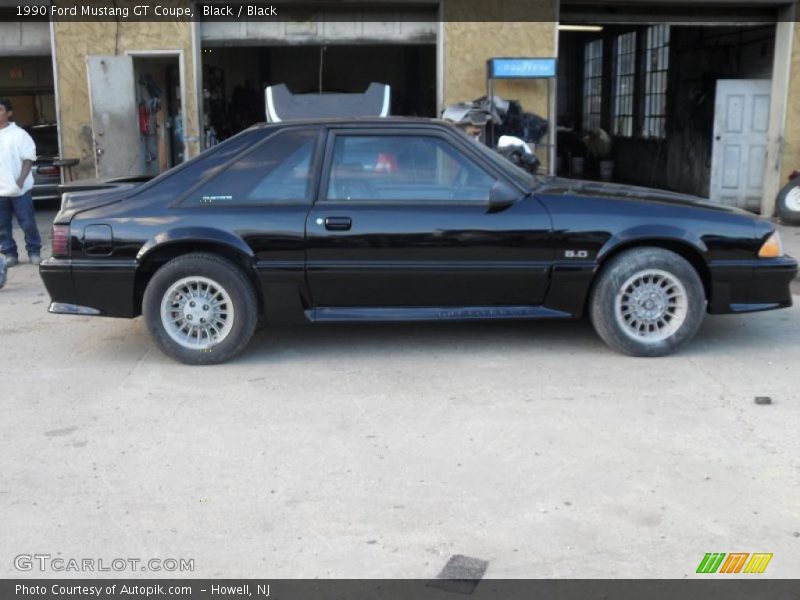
[136,227,255,263]
[596,224,710,263]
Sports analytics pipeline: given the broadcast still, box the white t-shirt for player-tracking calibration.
[0,122,37,197]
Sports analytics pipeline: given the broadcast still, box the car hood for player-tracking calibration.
[538,176,753,216]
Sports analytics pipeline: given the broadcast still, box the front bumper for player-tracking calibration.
[708,255,798,314]
[39,257,139,318]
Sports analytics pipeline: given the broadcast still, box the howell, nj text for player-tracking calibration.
[208,583,270,596]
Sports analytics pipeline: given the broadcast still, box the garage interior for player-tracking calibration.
[557,24,776,203]
[199,4,439,144]
[132,55,184,175]
[556,6,779,210]
[201,44,436,141]
[0,17,55,129]
[0,55,56,128]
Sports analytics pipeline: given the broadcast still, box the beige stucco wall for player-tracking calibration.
[50,2,799,194]
[443,0,557,166]
[52,20,199,180]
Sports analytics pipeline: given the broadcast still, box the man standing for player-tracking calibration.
[0,98,42,266]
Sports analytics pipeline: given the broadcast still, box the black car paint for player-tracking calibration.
[40,118,797,325]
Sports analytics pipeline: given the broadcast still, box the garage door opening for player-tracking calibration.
[0,17,55,129]
[0,43,59,199]
[0,55,56,131]
[0,56,55,128]
[201,44,436,143]
[557,22,777,211]
[132,55,184,175]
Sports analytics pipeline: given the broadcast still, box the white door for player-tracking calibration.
[86,55,141,178]
[709,79,771,211]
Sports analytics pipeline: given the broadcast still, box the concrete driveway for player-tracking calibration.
[1,208,799,579]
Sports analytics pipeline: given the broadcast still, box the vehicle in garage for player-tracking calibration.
[27,124,61,202]
[776,170,800,225]
[39,118,797,364]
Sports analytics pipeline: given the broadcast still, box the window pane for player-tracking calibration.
[327,135,496,202]
[184,129,318,206]
[583,39,604,132]
[612,32,636,137]
[641,25,669,139]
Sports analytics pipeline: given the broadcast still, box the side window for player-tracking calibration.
[183,129,317,206]
[326,135,496,202]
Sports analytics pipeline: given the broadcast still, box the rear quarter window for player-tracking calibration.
[181,129,318,206]
[132,129,264,201]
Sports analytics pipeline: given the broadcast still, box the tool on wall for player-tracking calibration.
[138,102,150,135]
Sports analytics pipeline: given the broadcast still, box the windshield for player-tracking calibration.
[450,127,538,190]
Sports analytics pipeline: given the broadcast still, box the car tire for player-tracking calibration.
[142,253,258,365]
[776,177,800,225]
[589,247,706,357]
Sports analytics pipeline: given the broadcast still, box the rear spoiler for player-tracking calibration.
[264,82,391,122]
[57,175,153,197]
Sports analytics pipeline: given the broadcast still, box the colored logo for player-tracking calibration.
[696,553,773,574]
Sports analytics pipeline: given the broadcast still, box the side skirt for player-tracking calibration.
[305,305,573,322]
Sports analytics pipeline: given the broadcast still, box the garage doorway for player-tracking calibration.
[0,57,56,128]
[0,22,55,129]
[200,44,436,142]
[198,3,439,145]
[86,51,187,179]
[131,55,185,175]
[557,22,778,210]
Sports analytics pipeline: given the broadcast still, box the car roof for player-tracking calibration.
[250,116,454,129]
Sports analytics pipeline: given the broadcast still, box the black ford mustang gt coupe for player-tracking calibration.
[40,118,797,365]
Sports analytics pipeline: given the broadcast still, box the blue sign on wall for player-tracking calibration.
[488,57,557,79]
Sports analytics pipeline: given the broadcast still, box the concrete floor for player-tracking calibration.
[1,208,799,579]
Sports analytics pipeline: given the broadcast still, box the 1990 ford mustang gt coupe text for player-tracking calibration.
[40,119,797,364]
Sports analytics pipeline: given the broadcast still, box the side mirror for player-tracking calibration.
[488,180,520,212]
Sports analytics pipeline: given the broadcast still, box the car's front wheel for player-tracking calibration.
[142,253,258,365]
[589,247,706,357]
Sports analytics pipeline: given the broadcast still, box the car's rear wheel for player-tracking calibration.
[589,247,705,357]
[142,253,258,365]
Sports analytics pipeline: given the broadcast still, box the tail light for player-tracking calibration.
[37,165,60,177]
[789,170,800,181]
[52,224,70,258]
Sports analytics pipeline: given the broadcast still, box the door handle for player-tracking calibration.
[324,216,352,231]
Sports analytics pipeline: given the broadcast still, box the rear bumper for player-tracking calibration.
[708,256,798,314]
[32,182,60,201]
[39,257,138,318]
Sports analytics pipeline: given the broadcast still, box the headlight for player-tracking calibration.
[758,231,784,258]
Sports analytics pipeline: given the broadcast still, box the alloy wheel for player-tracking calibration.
[160,276,235,350]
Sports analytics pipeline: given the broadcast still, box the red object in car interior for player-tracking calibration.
[37,165,60,176]
[52,225,70,258]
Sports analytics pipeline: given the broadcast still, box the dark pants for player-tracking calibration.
[0,191,42,258]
